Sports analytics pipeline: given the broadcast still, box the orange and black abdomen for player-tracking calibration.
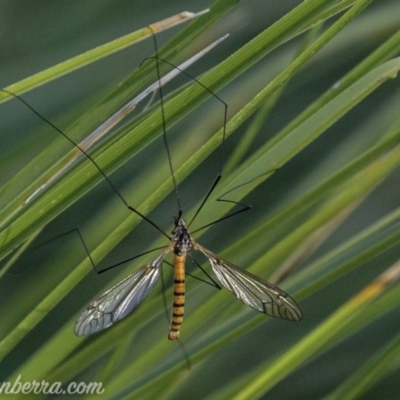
[168,254,186,340]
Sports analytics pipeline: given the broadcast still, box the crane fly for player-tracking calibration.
[73,27,303,340]
[75,216,302,339]
[5,20,302,341]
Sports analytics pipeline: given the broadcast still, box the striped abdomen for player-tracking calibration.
[168,254,186,340]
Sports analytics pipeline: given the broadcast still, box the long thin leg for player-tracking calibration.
[24,226,167,274]
[139,57,229,229]
[191,168,279,234]
[164,257,220,289]
[149,30,182,218]
[192,199,251,234]
[1,88,171,241]
[98,245,168,274]
[188,254,221,289]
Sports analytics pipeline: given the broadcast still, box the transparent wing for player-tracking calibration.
[195,244,302,322]
[75,250,170,336]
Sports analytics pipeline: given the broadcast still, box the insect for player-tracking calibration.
[73,33,302,340]
[75,216,302,339]
[4,24,302,341]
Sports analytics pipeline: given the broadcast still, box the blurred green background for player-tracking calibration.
[1,1,400,399]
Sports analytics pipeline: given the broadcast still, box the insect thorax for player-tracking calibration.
[173,218,192,256]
